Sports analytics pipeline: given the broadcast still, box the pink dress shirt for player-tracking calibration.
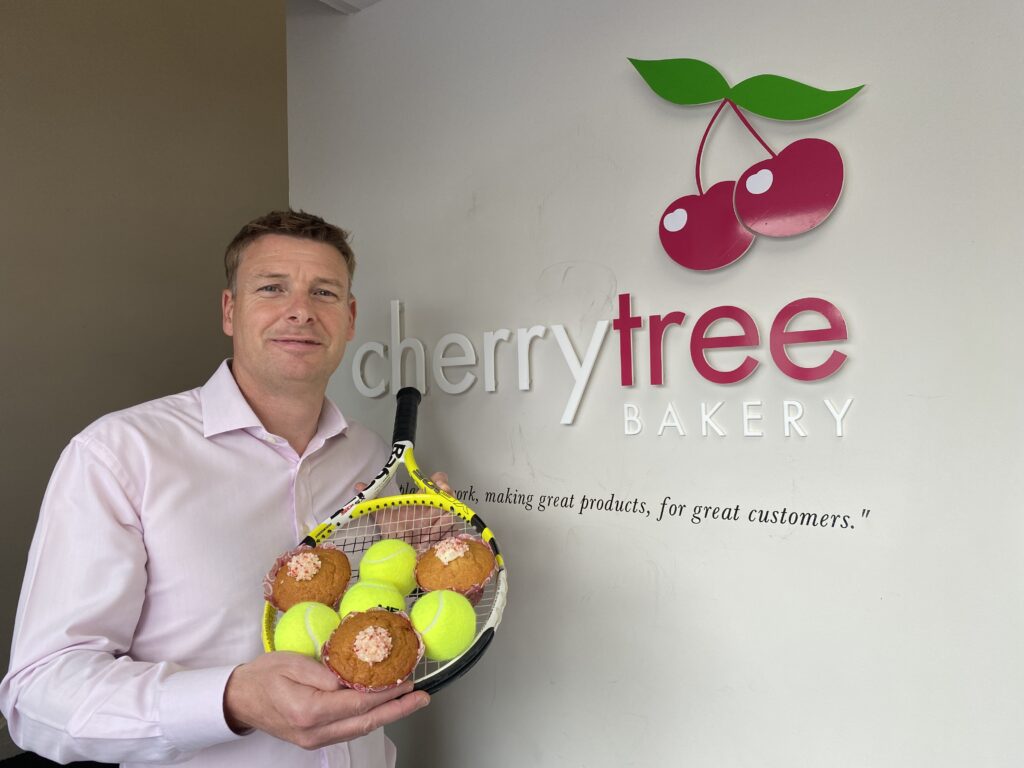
[0,361,398,768]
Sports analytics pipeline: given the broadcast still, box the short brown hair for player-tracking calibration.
[224,209,356,293]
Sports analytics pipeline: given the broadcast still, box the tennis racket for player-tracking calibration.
[262,387,508,695]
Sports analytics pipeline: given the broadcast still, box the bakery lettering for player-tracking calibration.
[351,293,851,434]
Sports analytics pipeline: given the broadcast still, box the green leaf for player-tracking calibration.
[729,75,863,120]
[628,58,730,105]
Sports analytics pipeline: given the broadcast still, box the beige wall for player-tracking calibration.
[0,1,288,756]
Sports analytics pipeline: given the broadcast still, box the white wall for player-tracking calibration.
[287,0,1024,765]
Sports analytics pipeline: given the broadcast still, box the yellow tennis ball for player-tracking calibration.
[410,589,477,661]
[359,539,418,595]
[274,601,341,659]
[338,579,406,617]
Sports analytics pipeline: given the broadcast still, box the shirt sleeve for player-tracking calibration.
[0,436,245,764]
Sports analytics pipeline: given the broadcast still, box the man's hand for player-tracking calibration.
[428,471,452,494]
[369,472,459,543]
[224,652,429,750]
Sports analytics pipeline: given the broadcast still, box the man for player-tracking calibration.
[0,210,433,766]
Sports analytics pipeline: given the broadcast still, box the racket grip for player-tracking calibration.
[392,387,422,444]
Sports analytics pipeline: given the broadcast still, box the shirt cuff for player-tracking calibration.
[159,666,247,753]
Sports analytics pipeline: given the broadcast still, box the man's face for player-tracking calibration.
[222,234,356,396]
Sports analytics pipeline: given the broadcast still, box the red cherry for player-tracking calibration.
[658,180,755,271]
[733,138,844,238]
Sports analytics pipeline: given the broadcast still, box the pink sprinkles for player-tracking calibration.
[286,551,321,581]
[434,537,469,565]
[353,626,393,664]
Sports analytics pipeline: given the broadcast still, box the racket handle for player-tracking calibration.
[392,387,422,444]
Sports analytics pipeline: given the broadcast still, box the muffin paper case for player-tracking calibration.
[416,533,497,605]
[322,608,425,693]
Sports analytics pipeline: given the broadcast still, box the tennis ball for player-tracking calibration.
[359,539,418,595]
[410,589,477,661]
[274,601,341,659]
[338,579,406,617]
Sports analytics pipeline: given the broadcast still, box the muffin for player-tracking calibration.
[415,534,496,603]
[266,545,352,612]
[323,608,423,692]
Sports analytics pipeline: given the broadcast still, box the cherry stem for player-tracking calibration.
[694,99,778,196]
[726,100,776,158]
[694,100,727,196]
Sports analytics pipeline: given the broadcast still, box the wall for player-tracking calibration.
[289,1,1024,765]
[286,0,1024,766]
[0,0,289,757]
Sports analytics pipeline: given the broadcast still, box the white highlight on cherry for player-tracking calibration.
[745,169,773,195]
[663,208,688,232]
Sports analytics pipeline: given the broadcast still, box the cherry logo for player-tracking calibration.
[631,58,862,271]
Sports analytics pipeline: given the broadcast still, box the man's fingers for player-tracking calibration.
[430,471,451,493]
[313,690,430,745]
[275,652,343,691]
[428,516,457,540]
[298,680,415,728]
[355,680,418,710]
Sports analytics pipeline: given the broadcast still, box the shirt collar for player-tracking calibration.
[200,360,349,441]
[315,394,348,440]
